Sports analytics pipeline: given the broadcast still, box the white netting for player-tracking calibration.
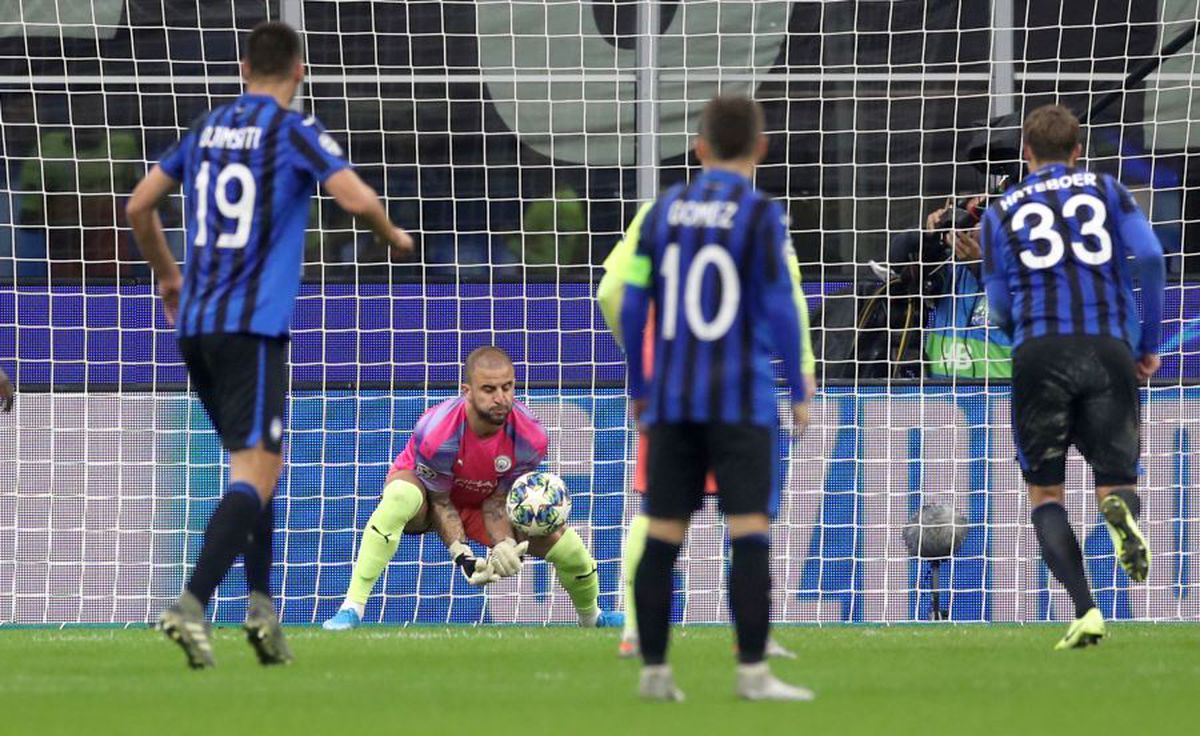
[0,1,1197,625]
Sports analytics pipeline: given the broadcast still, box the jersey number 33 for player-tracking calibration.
[1010,194,1112,271]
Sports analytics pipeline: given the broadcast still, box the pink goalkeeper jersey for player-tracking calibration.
[392,396,548,509]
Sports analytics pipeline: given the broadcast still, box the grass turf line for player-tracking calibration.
[1,624,1197,735]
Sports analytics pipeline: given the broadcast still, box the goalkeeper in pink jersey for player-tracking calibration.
[324,346,623,629]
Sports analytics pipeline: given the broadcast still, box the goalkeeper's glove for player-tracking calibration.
[488,538,529,578]
[449,541,500,586]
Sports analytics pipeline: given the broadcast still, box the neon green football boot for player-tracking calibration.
[1054,608,1106,650]
[1101,494,1150,583]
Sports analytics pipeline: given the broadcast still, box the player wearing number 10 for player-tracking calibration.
[620,96,813,702]
[126,21,414,669]
[979,104,1164,650]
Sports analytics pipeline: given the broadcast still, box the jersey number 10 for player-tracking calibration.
[660,243,740,342]
[193,161,257,249]
[1010,193,1112,270]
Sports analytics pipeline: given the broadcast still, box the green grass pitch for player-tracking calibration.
[2,624,1197,735]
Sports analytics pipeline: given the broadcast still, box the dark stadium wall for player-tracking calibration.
[2,0,1194,280]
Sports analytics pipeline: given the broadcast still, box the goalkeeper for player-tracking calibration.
[597,202,815,660]
[323,346,623,629]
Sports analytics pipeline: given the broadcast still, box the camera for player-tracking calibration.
[933,198,984,232]
[932,174,1011,232]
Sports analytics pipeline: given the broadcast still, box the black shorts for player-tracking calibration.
[644,423,778,519]
[1011,335,1140,487]
[178,333,289,454]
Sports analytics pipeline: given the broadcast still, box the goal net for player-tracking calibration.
[1,1,1198,626]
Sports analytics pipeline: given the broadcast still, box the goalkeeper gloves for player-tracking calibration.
[449,541,500,586]
[488,538,529,578]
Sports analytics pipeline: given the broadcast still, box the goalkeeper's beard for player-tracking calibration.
[474,403,510,426]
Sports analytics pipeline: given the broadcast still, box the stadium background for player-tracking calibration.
[1,1,1198,626]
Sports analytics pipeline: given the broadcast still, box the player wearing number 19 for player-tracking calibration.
[620,95,813,702]
[980,104,1164,650]
[126,21,414,669]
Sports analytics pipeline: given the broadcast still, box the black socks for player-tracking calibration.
[186,483,262,606]
[729,534,771,664]
[1109,487,1142,519]
[634,537,682,666]
[243,499,275,596]
[634,533,774,667]
[1031,502,1096,619]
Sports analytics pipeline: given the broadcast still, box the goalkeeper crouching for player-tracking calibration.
[597,201,816,660]
[323,346,623,629]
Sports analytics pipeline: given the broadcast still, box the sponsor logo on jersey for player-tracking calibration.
[494,455,513,473]
[454,477,497,495]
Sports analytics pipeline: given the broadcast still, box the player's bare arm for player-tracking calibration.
[322,169,414,258]
[126,166,184,325]
[428,490,498,585]
[1136,353,1161,382]
[427,490,468,547]
[0,366,13,412]
[481,488,515,544]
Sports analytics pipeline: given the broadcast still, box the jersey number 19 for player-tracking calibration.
[194,161,257,249]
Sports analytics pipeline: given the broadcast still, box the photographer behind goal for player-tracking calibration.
[886,181,1013,379]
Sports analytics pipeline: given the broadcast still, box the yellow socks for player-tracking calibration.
[344,478,424,612]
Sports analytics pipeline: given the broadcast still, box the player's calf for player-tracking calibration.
[540,527,622,627]
[729,532,772,664]
[326,476,425,628]
[1031,499,1097,619]
[158,591,215,670]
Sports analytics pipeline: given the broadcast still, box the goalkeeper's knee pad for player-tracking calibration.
[369,478,424,536]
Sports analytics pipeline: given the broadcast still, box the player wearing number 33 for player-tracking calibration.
[979,105,1164,650]
[323,346,623,630]
[126,21,414,669]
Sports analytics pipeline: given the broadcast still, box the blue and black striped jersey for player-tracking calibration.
[158,93,349,337]
[620,169,807,427]
[980,163,1165,355]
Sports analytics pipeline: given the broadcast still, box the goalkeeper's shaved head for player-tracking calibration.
[463,347,515,427]
[464,346,513,383]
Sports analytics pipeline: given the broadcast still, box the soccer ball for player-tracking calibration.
[506,472,572,537]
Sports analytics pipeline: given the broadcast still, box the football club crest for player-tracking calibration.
[494,455,513,473]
